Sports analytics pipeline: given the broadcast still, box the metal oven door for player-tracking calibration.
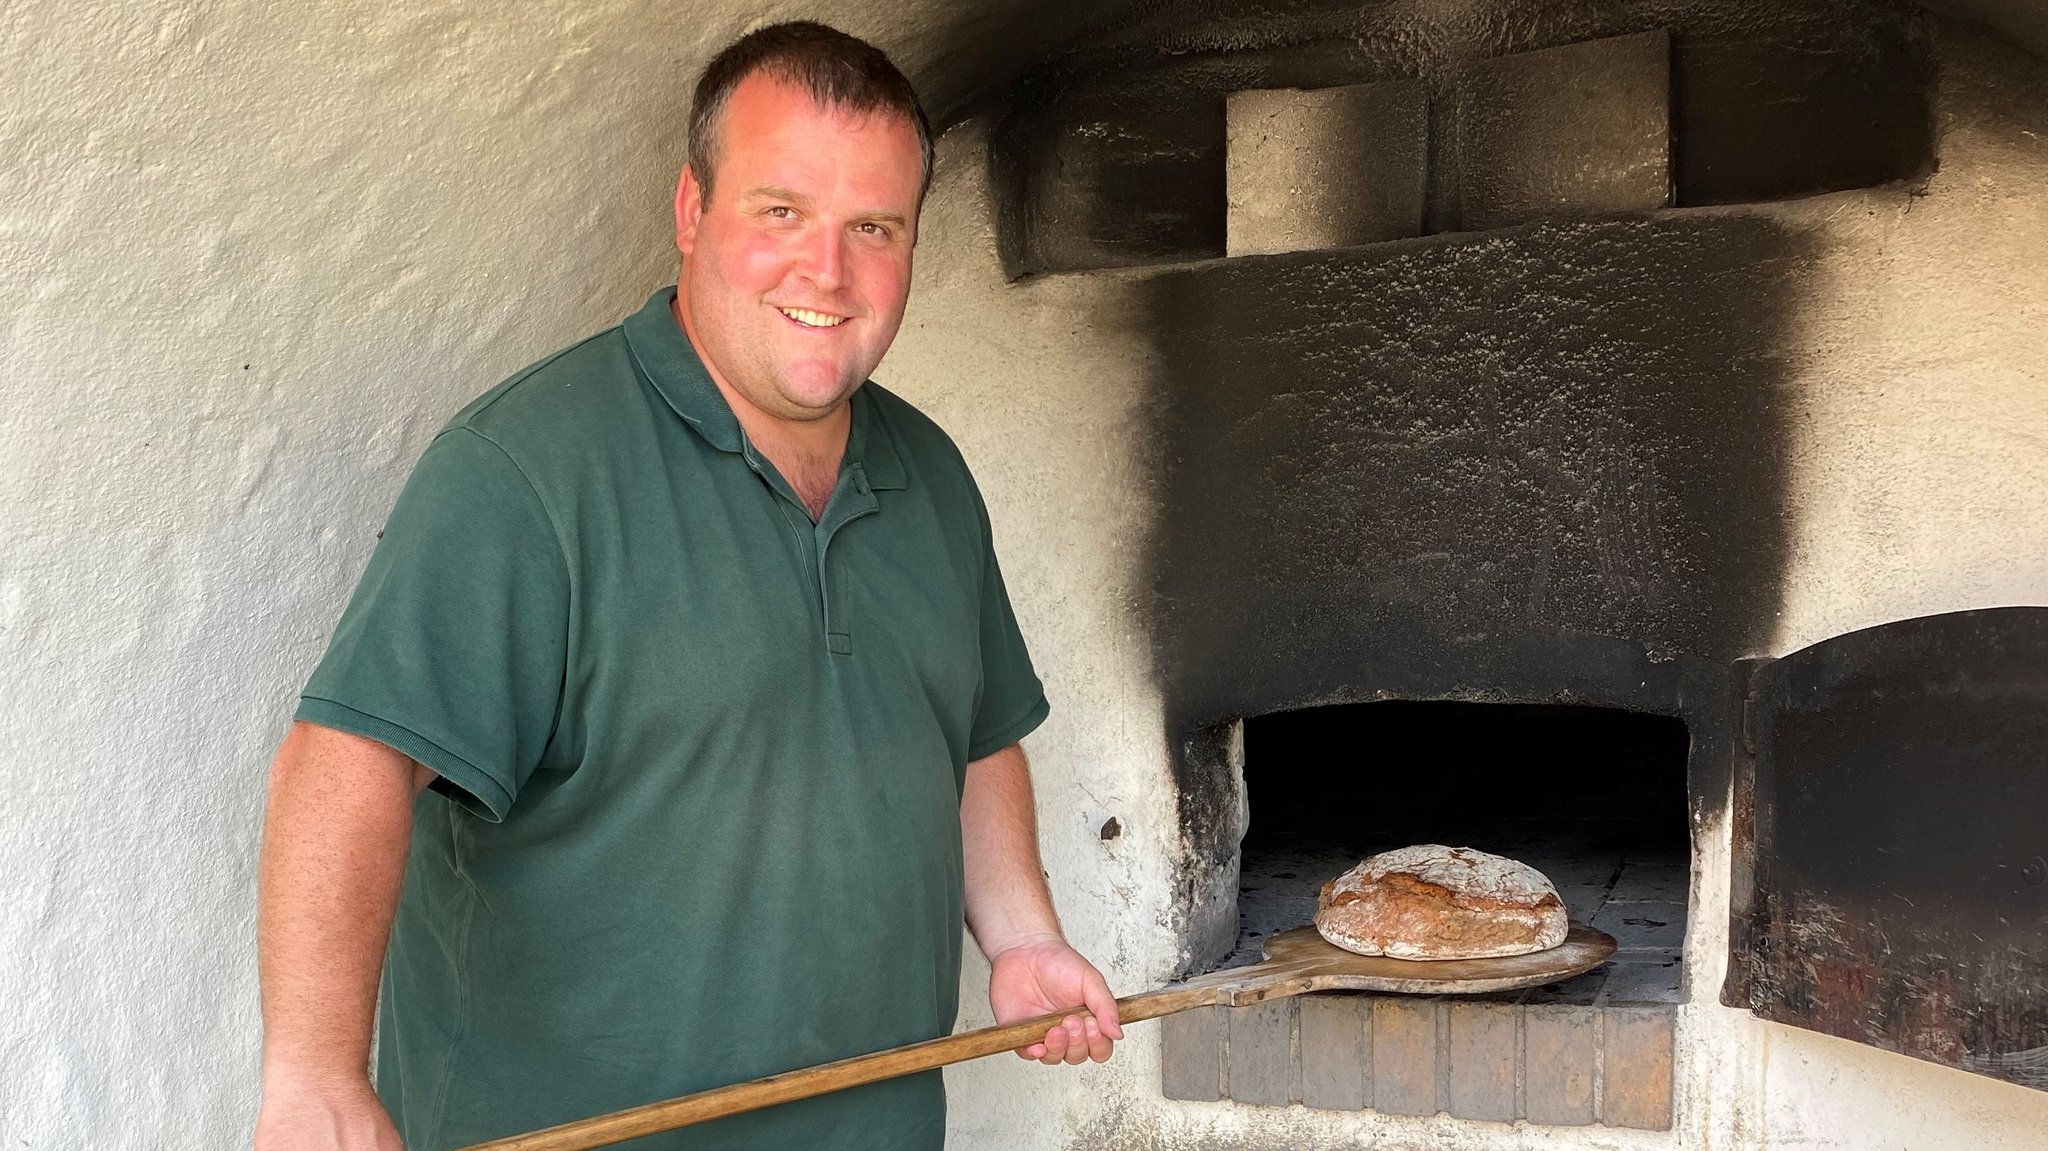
[1723,607,2048,1091]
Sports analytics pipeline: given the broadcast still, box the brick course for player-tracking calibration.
[1162,995,1675,1131]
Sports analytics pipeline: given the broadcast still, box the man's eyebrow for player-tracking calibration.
[742,185,908,228]
[742,184,815,207]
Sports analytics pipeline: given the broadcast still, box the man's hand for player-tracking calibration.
[253,1073,404,1150]
[988,935,1124,1065]
[961,745,1122,1065]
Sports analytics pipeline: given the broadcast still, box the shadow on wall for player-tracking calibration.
[1135,213,1813,930]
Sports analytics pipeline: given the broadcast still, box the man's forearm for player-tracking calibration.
[256,723,428,1084]
[960,743,1063,957]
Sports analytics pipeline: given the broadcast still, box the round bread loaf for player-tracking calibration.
[1314,845,1569,960]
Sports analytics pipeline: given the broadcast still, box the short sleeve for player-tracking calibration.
[296,427,570,821]
[966,495,1050,761]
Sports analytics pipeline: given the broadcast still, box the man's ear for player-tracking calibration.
[676,165,705,257]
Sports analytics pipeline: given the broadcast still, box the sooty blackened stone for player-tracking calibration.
[1673,13,1936,204]
[1137,213,1808,863]
[985,0,1934,275]
[1022,82,1231,272]
[1456,31,1673,230]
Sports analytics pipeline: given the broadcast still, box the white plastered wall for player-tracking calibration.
[0,0,1075,1144]
[4,3,2047,1151]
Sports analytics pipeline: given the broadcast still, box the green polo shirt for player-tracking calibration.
[296,287,1049,1151]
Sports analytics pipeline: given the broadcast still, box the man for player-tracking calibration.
[254,22,1120,1151]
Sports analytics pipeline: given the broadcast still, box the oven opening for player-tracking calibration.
[1232,700,1690,1005]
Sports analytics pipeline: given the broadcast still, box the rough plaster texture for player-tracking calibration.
[1767,27,2048,655]
[6,4,2048,1151]
[0,1,1123,1147]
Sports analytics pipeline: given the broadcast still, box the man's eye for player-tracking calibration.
[856,222,890,238]
[765,206,796,219]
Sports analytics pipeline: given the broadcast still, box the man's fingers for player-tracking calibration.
[1063,1015,1089,1065]
[1057,1015,1088,1066]
[1083,1015,1114,1063]
[1040,1015,1086,1066]
[1022,1016,1115,1065]
[1080,973,1124,1041]
[1036,1021,1068,1065]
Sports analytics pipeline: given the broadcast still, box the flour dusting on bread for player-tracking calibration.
[1314,845,1568,960]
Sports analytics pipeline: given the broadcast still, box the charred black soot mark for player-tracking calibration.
[1673,11,1936,205]
[1134,212,1811,859]
[980,0,1932,277]
[1737,608,2048,1086]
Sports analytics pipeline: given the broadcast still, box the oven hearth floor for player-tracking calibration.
[1225,831,1686,1005]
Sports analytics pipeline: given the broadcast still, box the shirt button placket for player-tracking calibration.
[817,464,878,659]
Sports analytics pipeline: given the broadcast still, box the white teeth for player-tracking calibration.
[780,307,846,328]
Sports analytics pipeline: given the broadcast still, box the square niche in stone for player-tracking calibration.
[1457,29,1672,230]
[1225,79,1428,257]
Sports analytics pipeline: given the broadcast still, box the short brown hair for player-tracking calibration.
[687,22,933,205]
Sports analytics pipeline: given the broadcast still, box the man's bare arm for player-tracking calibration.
[253,722,434,1150]
[960,744,1122,1065]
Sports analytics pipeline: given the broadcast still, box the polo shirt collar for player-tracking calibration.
[624,286,907,491]
[846,389,908,492]
[625,286,743,453]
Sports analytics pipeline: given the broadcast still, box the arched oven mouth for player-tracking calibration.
[1158,697,1693,1130]
[1228,699,1689,996]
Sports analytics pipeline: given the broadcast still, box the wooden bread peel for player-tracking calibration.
[458,923,1615,1151]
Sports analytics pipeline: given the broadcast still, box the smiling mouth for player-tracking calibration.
[778,307,848,328]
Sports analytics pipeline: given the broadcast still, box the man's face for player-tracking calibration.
[674,73,923,424]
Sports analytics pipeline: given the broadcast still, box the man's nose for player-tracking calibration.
[798,225,845,293]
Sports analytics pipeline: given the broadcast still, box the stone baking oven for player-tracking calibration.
[969,0,2048,1140]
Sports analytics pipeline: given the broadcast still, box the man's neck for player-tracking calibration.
[728,388,852,519]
